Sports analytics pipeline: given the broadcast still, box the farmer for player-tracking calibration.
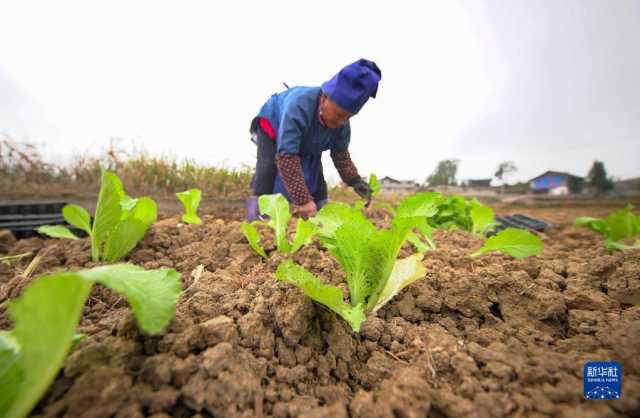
[246,58,381,220]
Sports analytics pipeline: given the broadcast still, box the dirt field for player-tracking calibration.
[1,200,639,418]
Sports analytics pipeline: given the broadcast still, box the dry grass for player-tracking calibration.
[0,138,252,198]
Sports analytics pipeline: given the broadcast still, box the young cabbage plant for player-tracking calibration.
[369,173,381,197]
[428,194,482,231]
[240,194,317,258]
[37,171,157,262]
[470,228,543,259]
[0,264,181,418]
[469,199,498,235]
[176,188,203,225]
[394,192,443,252]
[574,204,640,251]
[278,202,426,332]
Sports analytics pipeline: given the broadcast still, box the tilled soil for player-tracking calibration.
[1,207,639,418]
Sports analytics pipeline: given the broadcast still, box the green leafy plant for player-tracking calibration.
[34,225,79,240]
[469,199,497,235]
[0,264,181,418]
[368,173,381,197]
[574,205,640,251]
[276,261,366,331]
[428,194,474,231]
[394,192,443,252]
[240,222,267,258]
[240,194,317,258]
[176,188,203,225]
[374,193,497,252]
[278,202,426,332]
[470,228,544,259]
[37,171,158,262]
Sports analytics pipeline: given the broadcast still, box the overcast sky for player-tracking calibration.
[1,0,638,185]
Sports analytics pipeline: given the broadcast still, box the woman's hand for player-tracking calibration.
[295,200,318,220]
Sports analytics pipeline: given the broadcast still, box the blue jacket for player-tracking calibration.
[256,87,351,197]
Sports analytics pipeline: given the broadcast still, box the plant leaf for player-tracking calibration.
[62,204,92,235]
[574,216,607,234]
[312,202,370,240]
[470,228,543,259]
[77,264,182,334]
[372,253,426,313]
[430,194,473,231]
[240,221,267,258]
[37,225,79,240]
[119,195,138,220]
[575,206,639,249]
[606,239,640,252]
[2,273,93,418]
[121,195,138,211]
[258,194,291,252]
[369,174,380,197]
[365,217,420,312]
[1,264,181,418]
[406,231,431,253]
[404,218,436,253]
[605,205,638,242]
[470,200,496,235]
[396,192,442,218]
[71,333,86,352]
[289,219,317,253]
[102,218,149,262]
[176,189,203,225]
[275,260,366,332]
[333,222,375,306]
[92,171,124,260]
[131,197,158,226]
[0,332,23,415]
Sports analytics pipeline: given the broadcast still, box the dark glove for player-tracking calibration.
[349,179,373,200]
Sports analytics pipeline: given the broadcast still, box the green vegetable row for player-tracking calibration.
[241,191,545,332]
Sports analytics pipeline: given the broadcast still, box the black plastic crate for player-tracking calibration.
[0,201,67,216]
[0,202,88,239]
[490,214,550,236]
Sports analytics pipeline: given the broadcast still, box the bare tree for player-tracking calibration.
[494,161,517,181]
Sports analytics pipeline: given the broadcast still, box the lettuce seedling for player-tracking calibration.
[369,173,381,197]
[574,204,640,251]
[240,194,317,258]
[470,227,543,259]
[176,188,203,225]
[369,194,497,252]
[279,202,426,332]
[469,199,497,235]
[36,225,79,240]
[38,171,157,262]
[395,192,443,252]
[0,264,181,418]
[429,195,473,230]
[276,261,366,331]
[240,222,267,258]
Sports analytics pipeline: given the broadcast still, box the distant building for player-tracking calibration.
[528,171,584,195]
[378,176,418,193]
[614,177,640,196]
[466,179,493,188]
